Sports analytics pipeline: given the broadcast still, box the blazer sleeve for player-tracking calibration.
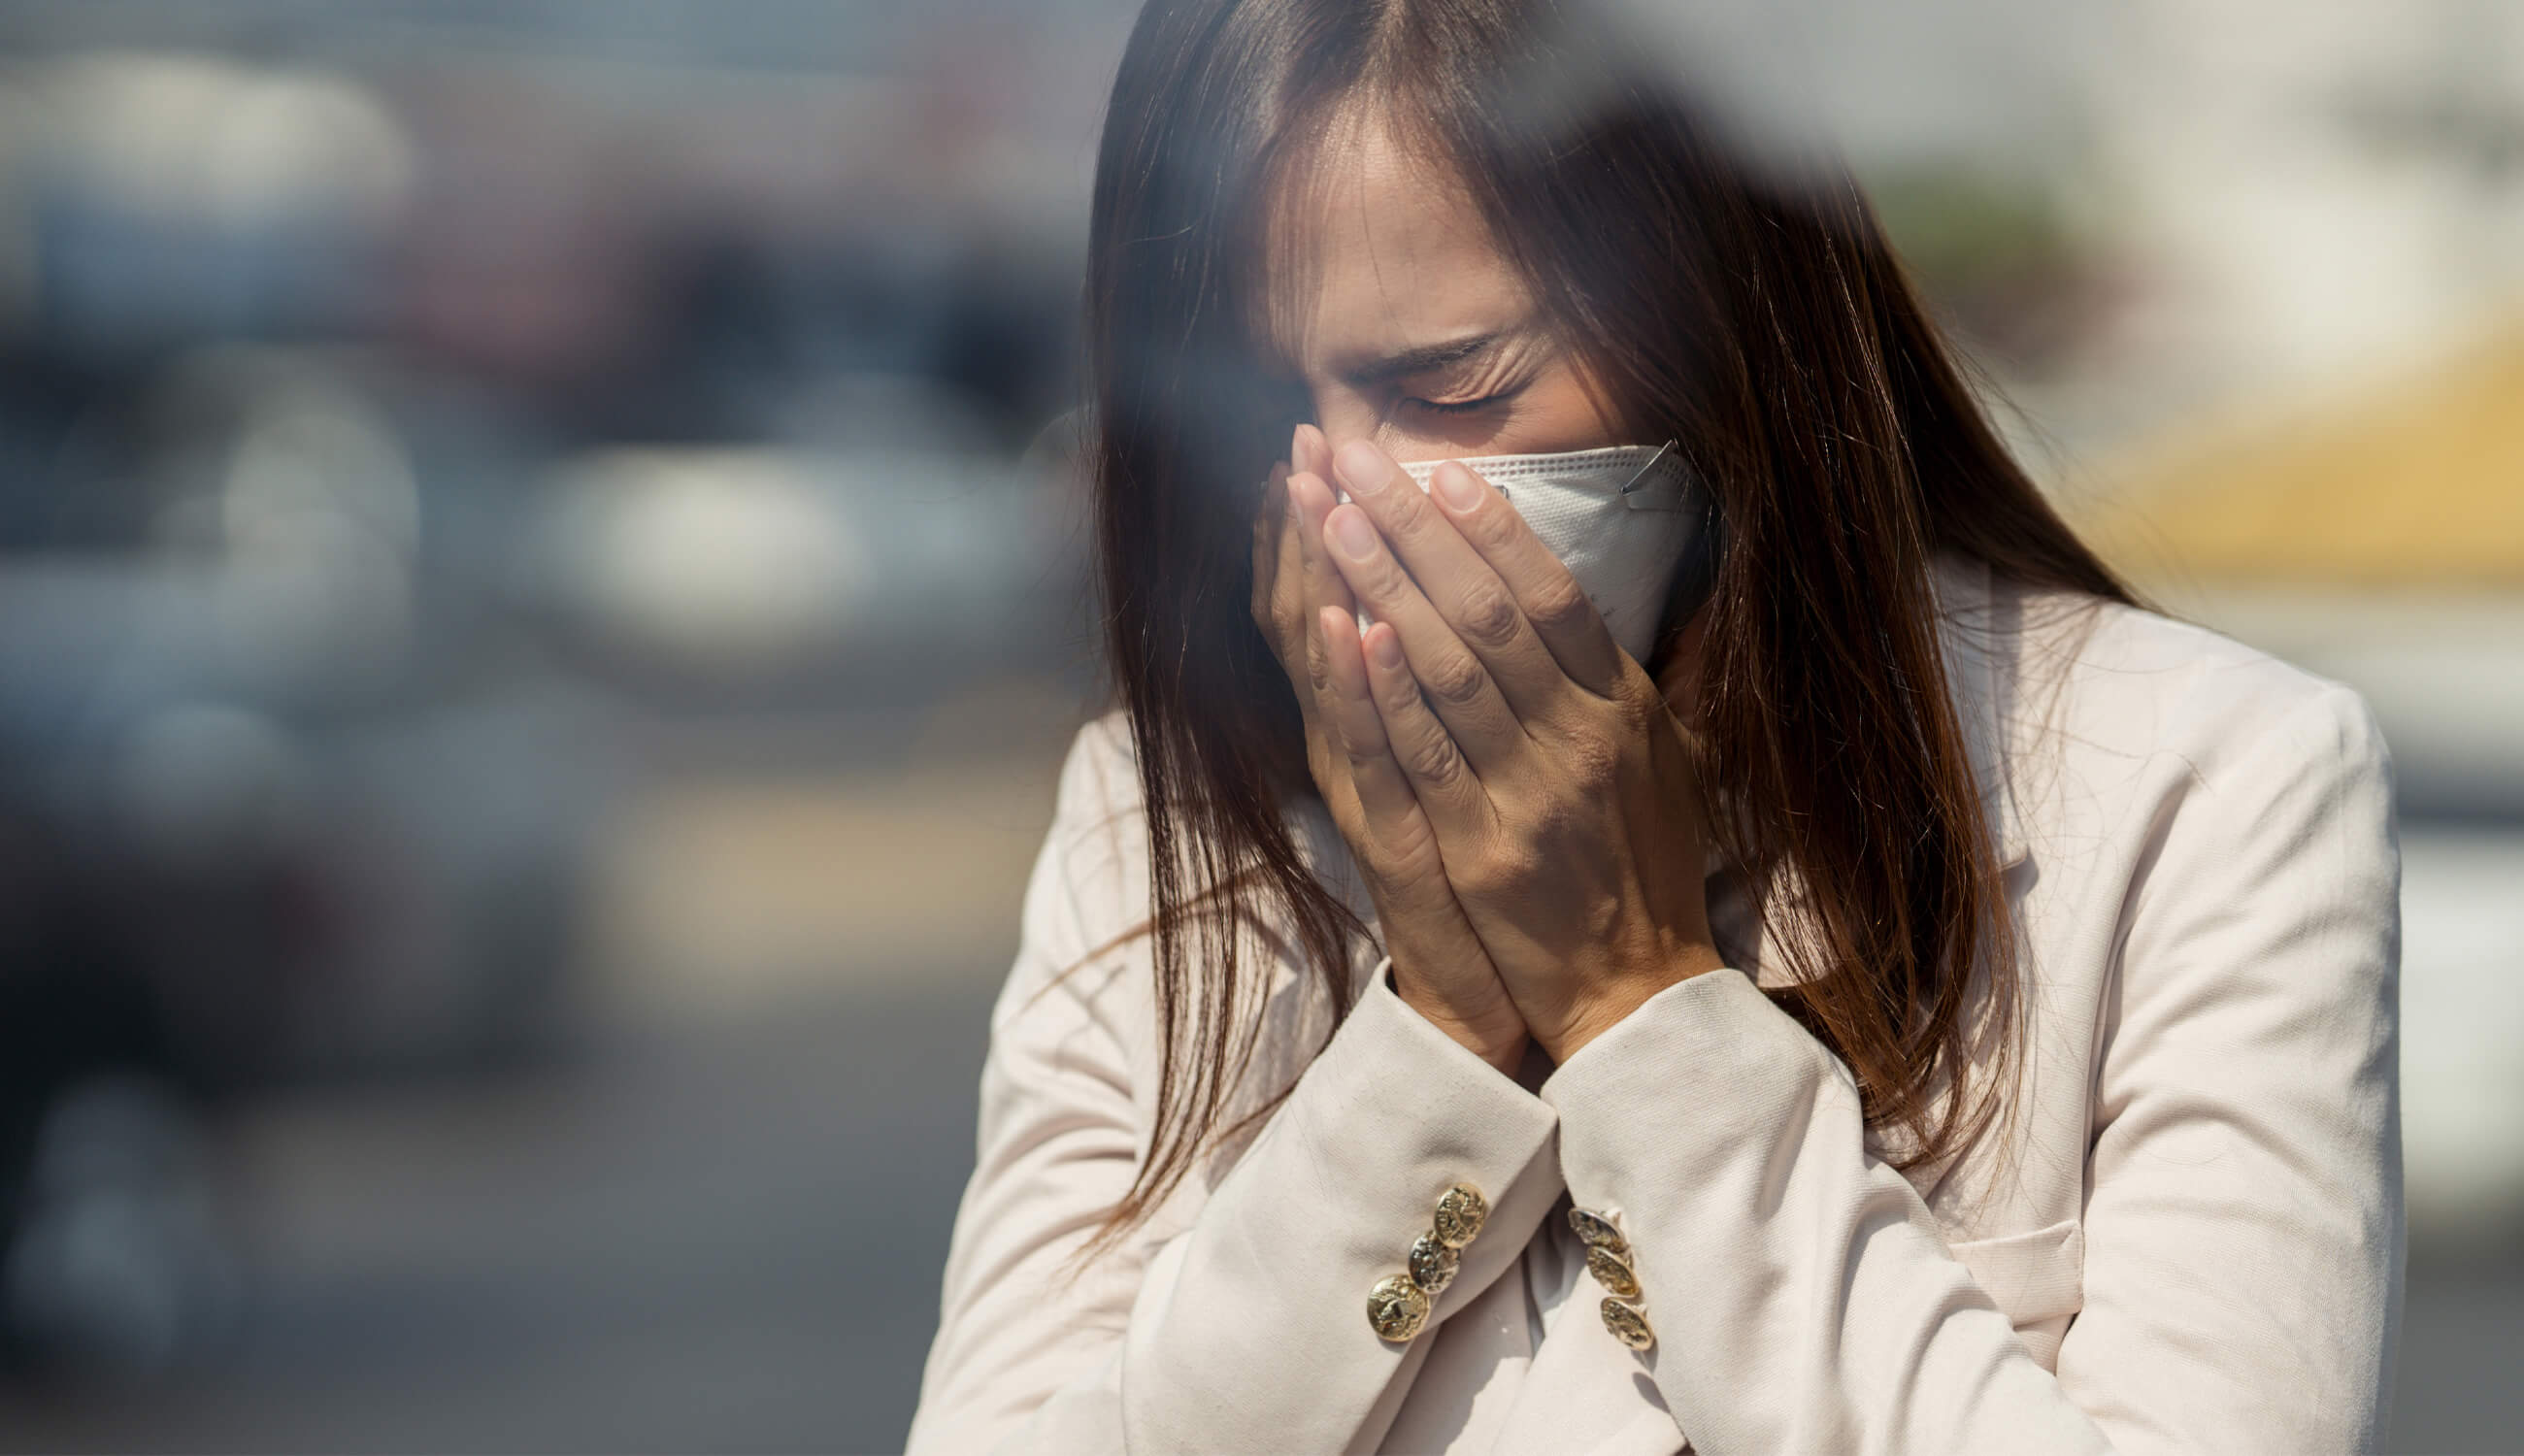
[1536,682,2404,1455]
[905,718,1562,1455]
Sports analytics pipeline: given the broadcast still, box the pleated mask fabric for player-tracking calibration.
[1363,442,1708,665]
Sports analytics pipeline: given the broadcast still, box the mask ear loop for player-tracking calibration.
[1618,440,1685,512]
[1643,442,1725,675]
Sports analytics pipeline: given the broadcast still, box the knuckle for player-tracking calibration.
[1378,664,1423,716]
[1277,609,1308,662]
[1420,651,1489,710]
[1454,583,1521,649]
[1378,486,1434,535]
[1450,858,1503,904]
[1521,794,1579,848]
[1376,818,1444,879]
[1457,844,1538,904]
[1355,553,1409,608]
[1527,576,1596,637]
[1308,737,1347,794]
[1608,671,1660,728]
[1467,505,1524,553]
[1341,731,1384,774]
[1303,632,1338,697]
[1257,569,1295,630]
[1401,734,1463,790]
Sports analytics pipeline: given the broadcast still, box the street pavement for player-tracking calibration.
[4,977,1002,1453]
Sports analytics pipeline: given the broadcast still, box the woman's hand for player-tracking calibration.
[1311,438,1725,1066]
[1252,424,1531,1075]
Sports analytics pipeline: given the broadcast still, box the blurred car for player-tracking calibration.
[0,354,611,1371]
[525,374,1092,709]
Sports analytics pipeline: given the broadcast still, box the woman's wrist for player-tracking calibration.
[1539,942,1728,1065]
[1390,977,1530,1076]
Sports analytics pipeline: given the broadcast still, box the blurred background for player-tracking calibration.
[0,1,2510,1451]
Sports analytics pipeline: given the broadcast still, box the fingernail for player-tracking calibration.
[1370,627,1404,670]
[1432,461,1480,512]
[1334,440,1390,496]
[1329,506,1378,562]
[1286,472,1321,521]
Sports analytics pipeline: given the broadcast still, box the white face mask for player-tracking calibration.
[1356,441,1714,665]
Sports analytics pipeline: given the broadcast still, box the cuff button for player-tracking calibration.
[1567,1206,1628,1255]
[1368,1274,1432,1342]
[1409,1232,1460,1295]
[1600,1297,1656,1351]
[1433,1183,1489,1248]
[1584,1244,1643,1302]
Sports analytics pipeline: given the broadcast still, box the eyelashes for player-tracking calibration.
[1407,394,1506,415]
[1401,380,1531,417]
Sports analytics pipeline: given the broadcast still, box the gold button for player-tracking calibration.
[1367,1274,1431,1342]
[1408,1232,1459,1295]
[1568,1206,1628,1254]
[1433,1183,1489,1248]
[1585,1244,1643,1302]
[1600,1297,1655,1351]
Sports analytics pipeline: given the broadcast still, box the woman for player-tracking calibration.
[908,0,2403,1450]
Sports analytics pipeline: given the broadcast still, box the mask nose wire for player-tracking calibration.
[1618,440,1683,512]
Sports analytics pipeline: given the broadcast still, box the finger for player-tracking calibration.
[1356,617,1492,840]
[1321,492,1524,777]
[1316,606,1430,840]
[1287,466,1356,647]
[1253,461,1312,696]
[1332,442,1577,721]
[1293,425,1361,645]
[1290,470,1362,738]
[1296,421,1333,481]
[1320,609,1489,979]
[1421,456,1628,700]
[1251,458,1290,624]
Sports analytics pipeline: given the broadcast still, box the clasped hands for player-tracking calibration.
[1252,424,1726,1075]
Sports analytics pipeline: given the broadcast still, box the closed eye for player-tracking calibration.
[1402,384,1526,417]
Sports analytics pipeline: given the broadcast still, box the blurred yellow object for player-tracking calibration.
[2076,317,2524,589]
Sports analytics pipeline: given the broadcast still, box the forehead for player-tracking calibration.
[1254,108,1533,381]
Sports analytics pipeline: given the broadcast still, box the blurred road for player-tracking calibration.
[3,979,1002,1454]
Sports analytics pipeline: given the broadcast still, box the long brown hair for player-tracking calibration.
[1079,0,2134,1251]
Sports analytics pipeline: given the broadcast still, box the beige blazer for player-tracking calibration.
[905,556,2404,1454]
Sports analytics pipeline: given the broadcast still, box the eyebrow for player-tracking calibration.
[1337,331,1508,389]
